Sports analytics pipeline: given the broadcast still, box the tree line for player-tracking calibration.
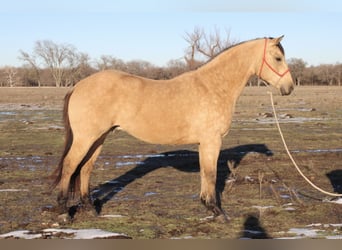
[1,28,341,87]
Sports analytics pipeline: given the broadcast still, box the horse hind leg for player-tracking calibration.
[78,131,111,211]
[66,129,113,215]
[56,139,94,214]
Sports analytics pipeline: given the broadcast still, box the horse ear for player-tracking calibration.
[273,35,284,44]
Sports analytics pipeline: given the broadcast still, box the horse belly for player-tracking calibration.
[120,112,197,145]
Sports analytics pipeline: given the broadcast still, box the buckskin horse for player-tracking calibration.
[52,36,294,221]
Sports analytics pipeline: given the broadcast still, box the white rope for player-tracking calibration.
[267,91,342,197]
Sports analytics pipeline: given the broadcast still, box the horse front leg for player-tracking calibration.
[199,138,228,221]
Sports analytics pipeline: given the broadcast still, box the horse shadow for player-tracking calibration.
[92,143,273,214]
[239,214,271,239]
[326,170,342,194]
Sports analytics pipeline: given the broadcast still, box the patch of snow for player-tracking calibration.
[292,148,342,154]
[0,228,129,239]
[288,228,322,238]
[326,235,342,239]
[115,161,145,168]
[117,154,164,159]
[280,194,291,199]
[100,214,125,218]
[255,117,324,124]
[284,207,296,211]
[306,223,322,227]
[0,111,16,116]
[325,198,342,204]
[243,229,265,235]
[144,192,157,197]
[44,228,127,239]
[171,235,194,239]
[200,215,214,221]
[329,223,342,227]
[282,203,296,211]
[252,205,274,210]
[0,189,29,192]
[0,230,42,239]
[105,180,120,184]
[244,176,254,182]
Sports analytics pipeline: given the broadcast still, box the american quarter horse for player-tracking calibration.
[52,36,294,220]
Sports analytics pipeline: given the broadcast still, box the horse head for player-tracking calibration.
[258,36,294,96]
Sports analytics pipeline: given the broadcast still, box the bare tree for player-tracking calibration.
[183,27,237,70]
[19,40,86,87]
[125,60,154,77]
[332,63,342,86]
[65,52,93,86]
[184,27,203,70]
[288,58,307,86]
[18,51,41,86]
[165,59,187,78]
[35,40,76,87]
[96,55,127,71]
[2,66,18,87]
[317,64,336,85]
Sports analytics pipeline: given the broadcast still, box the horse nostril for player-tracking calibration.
[280,88,286,96]
[280,85,293,96]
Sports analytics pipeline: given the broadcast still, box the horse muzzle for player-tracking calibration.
[280,84,294,96]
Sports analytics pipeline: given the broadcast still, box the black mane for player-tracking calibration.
[194,37,284,71]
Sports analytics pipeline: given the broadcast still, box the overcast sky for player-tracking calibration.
[1,0,341,67]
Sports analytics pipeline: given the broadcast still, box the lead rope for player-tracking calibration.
[267,91,342,197]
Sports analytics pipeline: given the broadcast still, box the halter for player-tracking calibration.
[258,38,290,79]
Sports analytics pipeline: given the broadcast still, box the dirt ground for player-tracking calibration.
[0,86,341,239]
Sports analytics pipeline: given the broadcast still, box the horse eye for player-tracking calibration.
[275,57,282,62]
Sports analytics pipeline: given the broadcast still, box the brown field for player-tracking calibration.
[0,86,341,239]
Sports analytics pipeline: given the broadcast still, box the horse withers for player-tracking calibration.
[52,36,294,221]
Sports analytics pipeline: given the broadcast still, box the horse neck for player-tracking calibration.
[196,39,261,101]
